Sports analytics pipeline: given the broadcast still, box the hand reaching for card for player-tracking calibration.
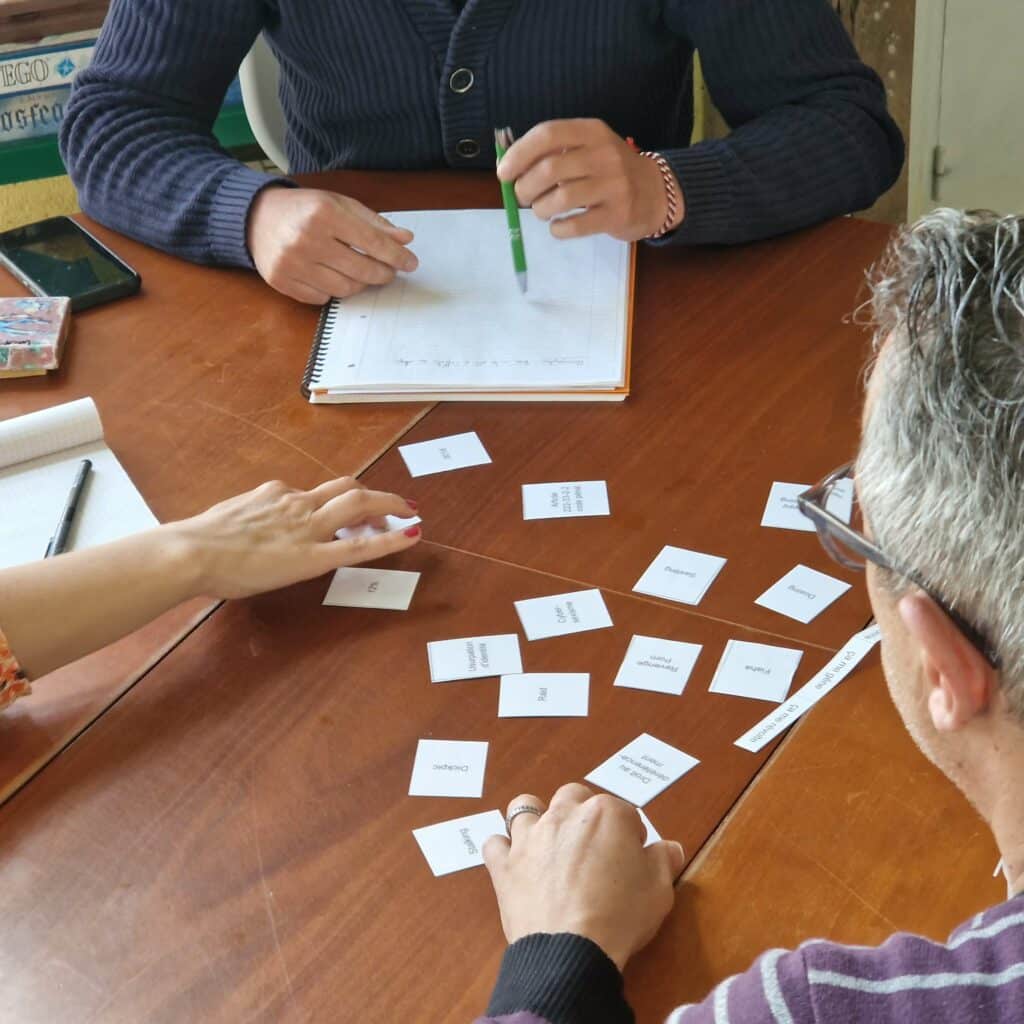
[165,477,421,600]
[483,783,685,971]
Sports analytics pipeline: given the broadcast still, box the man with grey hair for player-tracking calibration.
[469,208,1024,1024]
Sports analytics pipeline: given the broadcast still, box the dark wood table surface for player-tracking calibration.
[3,173,993,1023]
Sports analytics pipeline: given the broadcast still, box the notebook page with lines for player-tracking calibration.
[302,210,633,403]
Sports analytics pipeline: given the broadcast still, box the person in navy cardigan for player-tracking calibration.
[61,0,903,305]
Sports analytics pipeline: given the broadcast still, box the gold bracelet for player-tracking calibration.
[639,151,680,239]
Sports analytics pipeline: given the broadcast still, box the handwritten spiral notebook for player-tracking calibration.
[0,397,158,569]
[301,209,635,403]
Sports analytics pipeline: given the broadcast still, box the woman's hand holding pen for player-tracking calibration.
[247,187,419,305]
[496,119,685,242]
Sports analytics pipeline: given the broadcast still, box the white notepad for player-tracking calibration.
[0,397,158,569]
[302,209,634,403]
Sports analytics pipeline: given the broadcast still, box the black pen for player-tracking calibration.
[44,458,92,558]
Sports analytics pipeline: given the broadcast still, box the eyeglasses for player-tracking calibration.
[797,463,999,668]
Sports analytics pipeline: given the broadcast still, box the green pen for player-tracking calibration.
[494,126,528,294]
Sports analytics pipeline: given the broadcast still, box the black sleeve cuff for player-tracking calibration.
[486,933,634,1024]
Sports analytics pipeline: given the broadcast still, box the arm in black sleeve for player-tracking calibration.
[656,0,904,245]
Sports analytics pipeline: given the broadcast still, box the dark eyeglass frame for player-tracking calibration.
[797,462,1000,669]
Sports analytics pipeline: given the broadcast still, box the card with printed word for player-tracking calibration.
[521,481,610,521]
[398,432,492,477]
[514,588,613,641]
[709,639,804,703]
[633,545,727,607]
[613,635,703,696]
[498,673,590,718]
[755,564,852,624]
[412,810,508,877]
[427,634,523,683]
[585,733,699,807]
[760,480,854,532]
[323,566,421,610]
[409,739,488,798]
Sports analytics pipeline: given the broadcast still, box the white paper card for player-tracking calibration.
[409,739,488,798]
[709,640,804,703]
[638,808,660,848]
[412,810,508,877]
[585,733,699,807]
[761,479,854,532]
[633,546,727,606]
[323,566,421,611]
[613,635,703,696]
[754,564,852,624]
[522,481,610,521]
[735,625,881,752]
[427,634,523,683]
[335,514,421,541]
[498,673,590,718]
[514,589,613,641]
[398,432,491,477]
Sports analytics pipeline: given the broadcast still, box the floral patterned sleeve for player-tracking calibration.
[0,627,30,711]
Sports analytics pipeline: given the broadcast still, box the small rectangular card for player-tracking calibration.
[427,634,523,683]
[522,481,610,521]
[709,639,803,703]
[498,673,590,718]
[323,566,421,610]
[336,514,421,541]
[514,588,613,641]
[633,545,727,606]
[409,739,488,798]
[613,635,703,696]
[412,809,508,877]
[638,807,660,848]
[754,564,852,624]
[398,431,492,477]
[761,480,854,532]
[585,733,699,807]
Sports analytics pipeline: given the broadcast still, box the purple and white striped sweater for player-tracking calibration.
[476,893,1024,1024]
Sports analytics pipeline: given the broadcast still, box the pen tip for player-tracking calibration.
[517,273,528,295]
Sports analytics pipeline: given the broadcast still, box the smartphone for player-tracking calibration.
[0,216,141,312]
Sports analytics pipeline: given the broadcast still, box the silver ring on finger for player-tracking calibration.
[505,804,544,833]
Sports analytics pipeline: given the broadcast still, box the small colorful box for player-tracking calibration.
[0,296,72,377]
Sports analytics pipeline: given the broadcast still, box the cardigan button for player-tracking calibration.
[456,138,481,159]
[449,68,474,94]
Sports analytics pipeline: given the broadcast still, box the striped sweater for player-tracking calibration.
[477,895,1024,1023]
[59,0,902,270]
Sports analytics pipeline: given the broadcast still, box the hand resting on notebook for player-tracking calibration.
[0,476,421,681]
[247,188,420,305]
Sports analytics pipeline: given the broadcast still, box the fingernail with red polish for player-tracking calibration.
[404,526,421,538]
[405,499,419,511]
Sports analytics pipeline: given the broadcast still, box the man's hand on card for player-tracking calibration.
[482,783,684,971]
[247,187,419,305]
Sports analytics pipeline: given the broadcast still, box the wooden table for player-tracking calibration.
[0,179,437,800]
[2,173,999,1023]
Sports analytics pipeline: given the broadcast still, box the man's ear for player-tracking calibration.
[898,591,996,731]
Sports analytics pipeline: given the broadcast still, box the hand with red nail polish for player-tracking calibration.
[168,475,423,600]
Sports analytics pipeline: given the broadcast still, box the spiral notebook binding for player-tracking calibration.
[299,299,340,398]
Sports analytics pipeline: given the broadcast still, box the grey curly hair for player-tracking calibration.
[857,208,1024,713]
